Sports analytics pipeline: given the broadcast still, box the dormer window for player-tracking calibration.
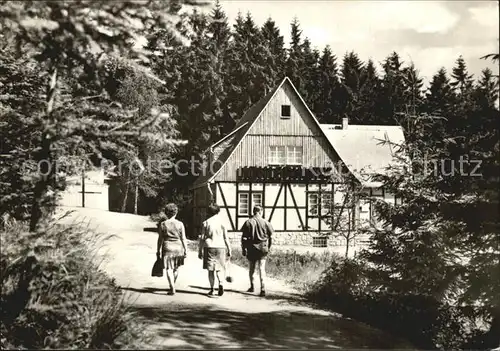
[281,104,291,118]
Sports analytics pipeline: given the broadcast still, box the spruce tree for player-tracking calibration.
[401,63,424,116]
[425,67,456,115]
[340,51,364,123]
[474,68,499,109]
[314,45,340,123]
[286,18,305,92]
[451,55,474,98]
[0,1,189,230]
[379,52,406,124]
[261,17,287,82]
[301,38,320,105]
[226,12,271,123]
[358,59,381,124]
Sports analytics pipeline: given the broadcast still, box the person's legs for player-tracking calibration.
[258,257,267,296]
[215,269,225,296]
[166,268,175,294]
[248,259,256,292]
[208,270,215,295]
[173,267,179,283]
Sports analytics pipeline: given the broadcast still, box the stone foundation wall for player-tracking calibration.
[227,231,370,247]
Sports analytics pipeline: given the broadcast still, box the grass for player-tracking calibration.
[231,247,340,291]
[0,211,146,349]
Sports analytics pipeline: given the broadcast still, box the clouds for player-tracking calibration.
[469,3,499,28]
[332,1,460,35]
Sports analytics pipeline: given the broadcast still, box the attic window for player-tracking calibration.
[281,105,291,118]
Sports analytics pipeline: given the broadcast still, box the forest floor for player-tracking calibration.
[57,207,415,349]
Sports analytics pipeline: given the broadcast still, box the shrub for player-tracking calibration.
[0,215,145,349]
[307,258,471,350]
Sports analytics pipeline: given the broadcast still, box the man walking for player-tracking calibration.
[241,205,273,297]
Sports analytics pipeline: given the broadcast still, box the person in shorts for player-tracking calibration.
[241,205,273,297]
[198,204,232,296]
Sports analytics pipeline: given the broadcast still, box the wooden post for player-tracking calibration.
[134,181,138,215]
[81,168,85,208]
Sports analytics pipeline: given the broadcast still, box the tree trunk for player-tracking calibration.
[81,168,85,208]
[134,181,138,215]
[121,173,130,213]
[29,67,58,232]
[345,235,350,259]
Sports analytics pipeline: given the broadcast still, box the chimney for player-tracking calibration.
[342,117,349,130]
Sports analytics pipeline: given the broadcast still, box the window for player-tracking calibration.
[287,146,303,165]
[269,146,286,164]
[252,193,263,208]
[312,236,328,248]
[321,193,332,216]
[238,191,263,216]
[395,196,403,206]
[238,193,249,215]
[308,193,319,216]
[371,188,383,197]
[269,145,303,165]
[281,104,291,118]
[308,192,333,217]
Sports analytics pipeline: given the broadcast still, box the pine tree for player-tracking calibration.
[261,17,287,82]
[358,59,381,124]
[401,63,424,115]
[474,68,499,109]
[425,67,456,115]
[226,12,271,123]
[313,45,340,123]
[208,0,231,52]
[0,1,191,231]
[340,51,364,122]
[286,18,305,92]
[301,38,320,104]
[451,55,474,98]
[378,52,406,124]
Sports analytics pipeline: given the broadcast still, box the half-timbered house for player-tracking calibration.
[190,77,405,247]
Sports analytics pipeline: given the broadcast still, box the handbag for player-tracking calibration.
[151,253,164,277]
[225,256,233,283]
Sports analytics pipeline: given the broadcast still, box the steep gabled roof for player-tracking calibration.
[190,76,407,190]
[191,81,282,188]
[320,124,406,187]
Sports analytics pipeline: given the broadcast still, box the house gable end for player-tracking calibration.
[212,78,346,182]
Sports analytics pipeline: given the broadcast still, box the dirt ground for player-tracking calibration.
[58,207,415,349]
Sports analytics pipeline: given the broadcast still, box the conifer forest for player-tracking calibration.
[0,1,499,350]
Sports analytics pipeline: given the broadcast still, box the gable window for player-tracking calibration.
[281,104,291,118]
[269,145,303,165]
[238,191,264,216]
[287,146,303,165]
[269,146,286,164]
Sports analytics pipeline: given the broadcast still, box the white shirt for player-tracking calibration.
[201,214,227,248]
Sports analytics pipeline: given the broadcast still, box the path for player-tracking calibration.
[59,207,414,349]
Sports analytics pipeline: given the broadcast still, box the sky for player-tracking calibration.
[210,0,499,85]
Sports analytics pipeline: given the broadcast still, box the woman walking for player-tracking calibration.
[157,203,187,295]
[198,204,231,296]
